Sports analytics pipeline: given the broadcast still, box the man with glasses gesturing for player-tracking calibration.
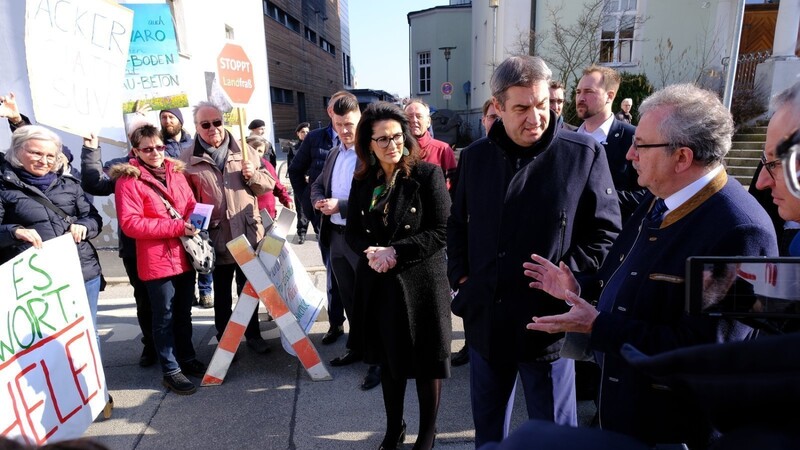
[180,101,276,356]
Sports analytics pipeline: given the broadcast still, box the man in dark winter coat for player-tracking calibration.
[447,55,621,448]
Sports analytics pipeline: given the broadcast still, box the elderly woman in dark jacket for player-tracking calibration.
[0,125,103,327]
[345,102,451,450]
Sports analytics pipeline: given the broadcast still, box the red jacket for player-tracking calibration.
[111,158,196,281]
[257,157,292,218]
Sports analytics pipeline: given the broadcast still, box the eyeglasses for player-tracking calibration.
[25,150,57,164]
[136,145,167,154]
[199,119,223,130]
[631,141,673,152]
[484,114,498,121]
[761,153,782,180]
[372,133,405,149]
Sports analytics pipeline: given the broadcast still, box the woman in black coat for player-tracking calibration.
[0,125,104,333]
[345,102,451,450]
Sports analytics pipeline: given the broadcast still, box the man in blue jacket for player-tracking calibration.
[447,55,621,447]
[524,83,778,448]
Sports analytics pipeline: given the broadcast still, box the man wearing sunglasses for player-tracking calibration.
[180,101,276,355]
[755,81,800,256]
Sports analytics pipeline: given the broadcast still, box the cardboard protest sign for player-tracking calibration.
[24,0,133,137]
[0,235,106,445]
[122,3,188,112]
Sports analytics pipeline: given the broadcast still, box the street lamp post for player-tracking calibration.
[439,46,456,109]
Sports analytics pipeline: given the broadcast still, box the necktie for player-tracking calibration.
[646,198,668,224]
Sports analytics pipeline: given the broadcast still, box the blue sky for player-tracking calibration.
[349,0,446,98]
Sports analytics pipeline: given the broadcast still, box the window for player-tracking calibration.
[271,87,294,104]
[265,1,300,34]
[342,53,352,87]
[418,52,431,94]
[320,38,335,55]
[600,0,637,64]
[305,27,317,43]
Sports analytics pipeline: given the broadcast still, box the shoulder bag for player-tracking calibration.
[142,181,215,274]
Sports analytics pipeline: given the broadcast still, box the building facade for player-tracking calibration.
[262,0,352,141]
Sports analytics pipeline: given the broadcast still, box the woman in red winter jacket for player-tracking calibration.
[111,124,204,396]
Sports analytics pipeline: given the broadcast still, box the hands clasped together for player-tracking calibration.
[523,254,599,334]
[365,246,396,273]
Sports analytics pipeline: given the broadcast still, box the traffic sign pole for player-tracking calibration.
[238,107,248,162]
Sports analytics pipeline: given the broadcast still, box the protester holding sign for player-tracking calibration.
[0,125,104,337]
[345,102,452,450]
[111,124,205,395]
[180,101,275,355]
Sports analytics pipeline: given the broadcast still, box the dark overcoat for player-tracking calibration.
[447,116,621,362]
[346,162,452,366]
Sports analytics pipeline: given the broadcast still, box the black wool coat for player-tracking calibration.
[346,162,452,365]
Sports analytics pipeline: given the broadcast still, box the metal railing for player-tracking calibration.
[723,50,772,90]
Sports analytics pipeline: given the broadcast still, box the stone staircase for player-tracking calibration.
[727,125,766,186]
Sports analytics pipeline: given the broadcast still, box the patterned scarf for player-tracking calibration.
[370,169,400,225]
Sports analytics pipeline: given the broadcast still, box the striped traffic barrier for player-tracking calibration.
[201,282,261,386]
[201,231,331,385]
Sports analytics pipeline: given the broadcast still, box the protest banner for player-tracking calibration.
[24,0,133,137]
[0,235,106,445]
[122,3,188,113]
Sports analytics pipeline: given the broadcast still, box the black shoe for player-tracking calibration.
[451,344,470,367]
[246,337,271,354]
[297,234,306,244]
[378,419,406,450]
[361,365,381,390]
[330,350,362,366]
[162,372,197,395]
[321,325,344,345]
[179,359,207,378]
[139,347,157,367]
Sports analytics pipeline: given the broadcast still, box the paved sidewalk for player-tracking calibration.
[86,228,595,449]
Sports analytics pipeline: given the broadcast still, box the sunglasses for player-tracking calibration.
[199,119,223,130]
[136,145,167,154]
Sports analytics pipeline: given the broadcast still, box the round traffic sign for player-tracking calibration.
[441,82,454,96]
[217,43,255,105]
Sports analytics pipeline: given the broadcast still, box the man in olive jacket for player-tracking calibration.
[447,56,621,447]
[180,101,275,353]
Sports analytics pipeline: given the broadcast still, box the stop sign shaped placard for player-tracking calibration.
[217,43,254,105]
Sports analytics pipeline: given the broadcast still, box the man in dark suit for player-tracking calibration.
[310,95,380,391]
[448,55,621,448]
[576,66,646,222]
[289,91,351,345]
[524,83,778,448]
